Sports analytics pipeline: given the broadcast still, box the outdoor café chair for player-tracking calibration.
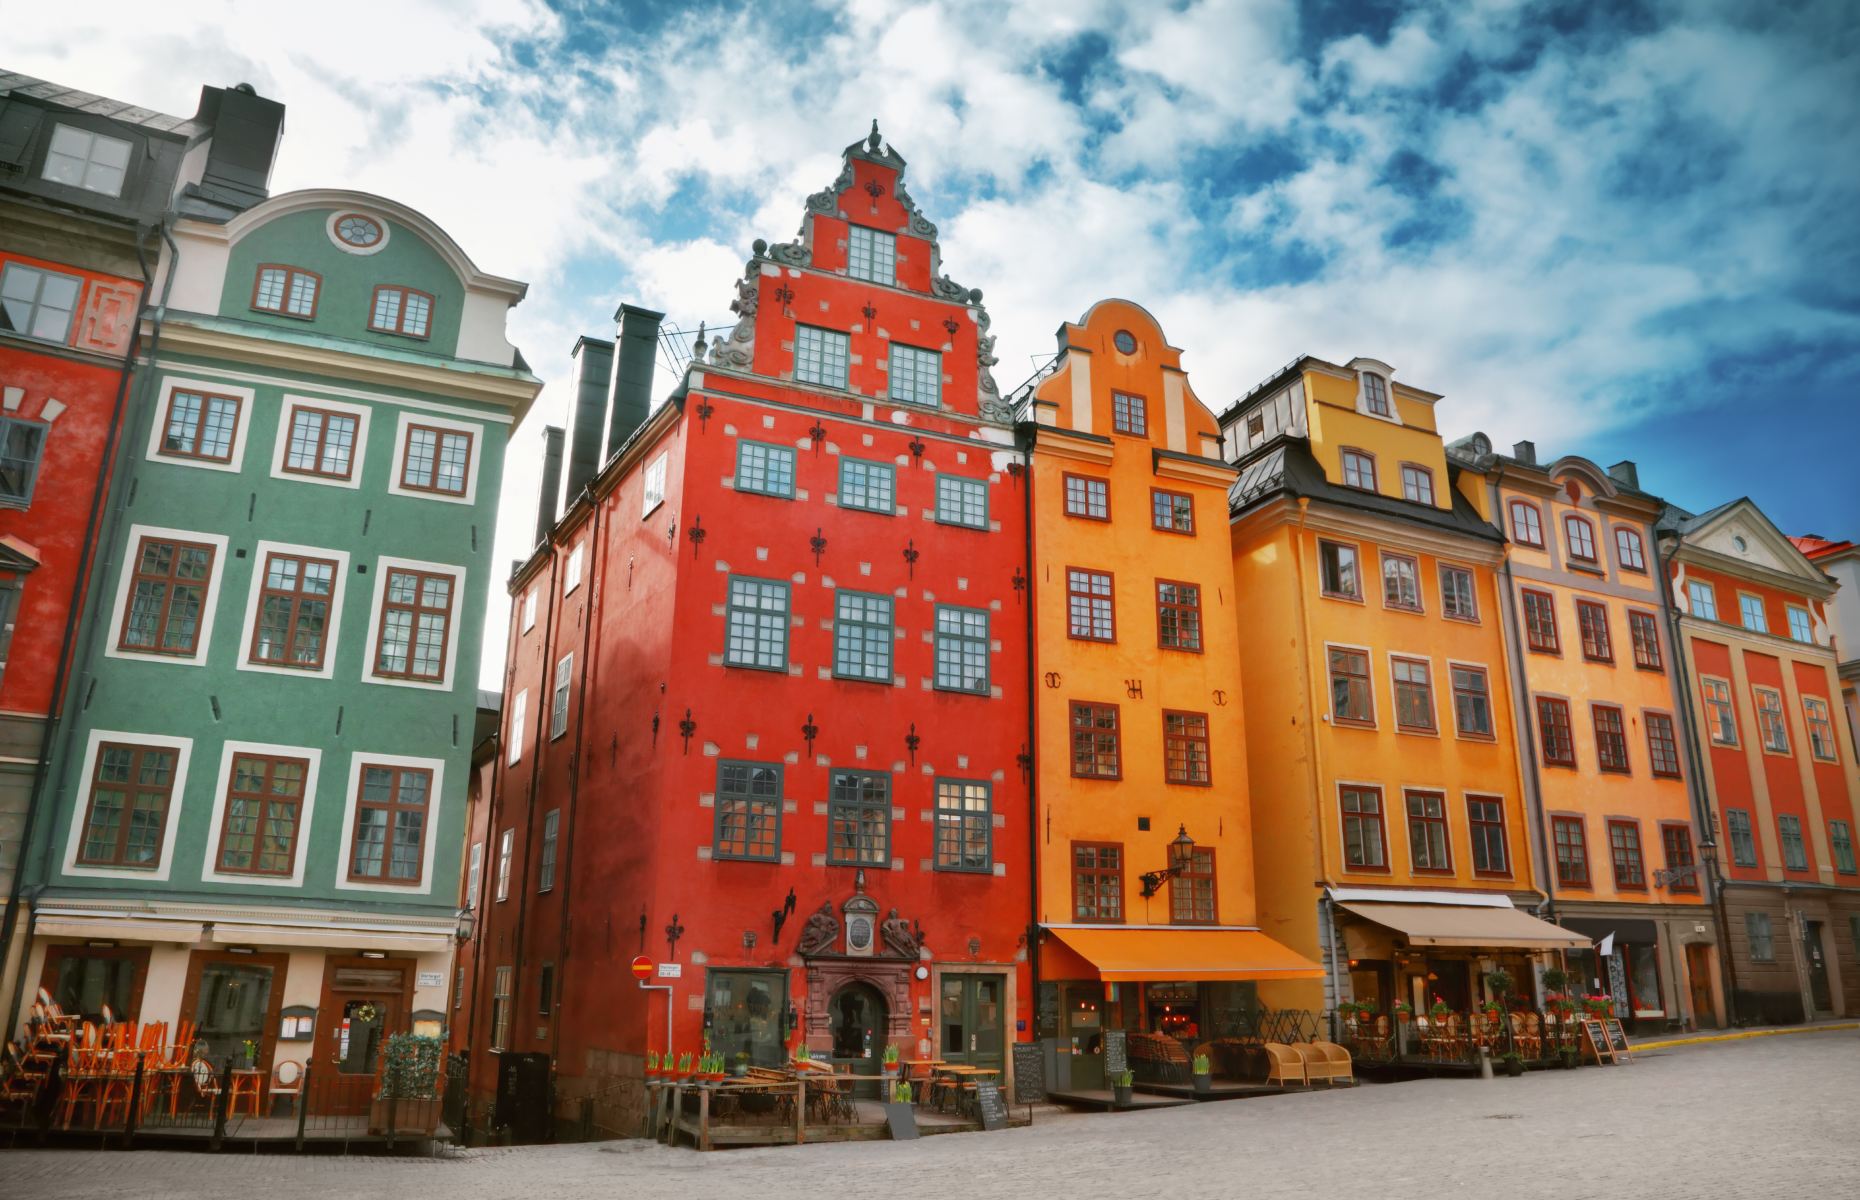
[268,1059,304,1117]
[1262,1042,1306,1088]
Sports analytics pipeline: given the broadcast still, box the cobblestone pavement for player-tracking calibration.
[5,1034,1857,1200]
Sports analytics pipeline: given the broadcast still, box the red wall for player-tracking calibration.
[1692,638,1765,880]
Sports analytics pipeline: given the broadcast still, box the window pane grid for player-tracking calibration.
[161,389,241,461]
[833,590,893,681]
[217,754,306,876]
[1594,705,1630,773]
[284,407,358,478]
[1163,711,1210,785]
[1382,555,1420,610]
[1469,797,1508,875]
[726,577,790,670]
[1064,475,1108,520]
[736,441,796,497]
[42,124,131,196]
[1070,702,1119,779]
[252,552,336,668]
[1170,848,1215,924]
[374,568,453,681]
[839,457,895,513]
[1112,392,1147,435]
[1,263,82,344]
[349,765,430,883]
[794,325,850,388]
[1407,792,1450,872]
[1156,581,1201,650]
[1553,816,1589,886]
[1608,821,1645,888]
[1151,490,1194,533]
[933,780,991,872]
[1073,843,1124,922]
[933,605,989,693]
[847,225,896,285]
[828,771,890,866]
[1067,569,1115,641]
[79,743,176,867]
[935,475,987,527]
[1452,666,1493,737]
[889,343,940,407]
[714,762,781,860]
[1441,565,1476,619]
[1328,647,1372,723]
[1341,787,1385,869]
[1393,657,1435,731]
[121,536,214,655]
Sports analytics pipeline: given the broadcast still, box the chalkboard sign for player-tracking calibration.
[974,1080,1007,1131]
[1012,1042,1046,1105]
[1581,1019,1615,1065]
[883,1100,919,1140]
[1103,1029,1128,1077]
[1603,1018,1632,1061]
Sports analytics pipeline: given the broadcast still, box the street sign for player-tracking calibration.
[631,955,654,980]
[657,962,682,978]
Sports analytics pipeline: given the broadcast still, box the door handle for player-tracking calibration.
[969,1034,976,1052]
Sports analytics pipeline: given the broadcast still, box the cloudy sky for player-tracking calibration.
[13,0,1859,686]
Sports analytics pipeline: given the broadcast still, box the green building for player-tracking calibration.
[13,188,538,1076]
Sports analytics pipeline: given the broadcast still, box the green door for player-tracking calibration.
[939,974,1005,1073]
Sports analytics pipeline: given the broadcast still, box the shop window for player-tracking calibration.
[1608,819,1646,889]
[1067,568,1115,641]
[714,761,782,861]
[933,779,991,872]
[1319,540,1360,600]
[1063,473,1108,520]
[724,576,789,670]
[1552,816,1589,887]
[192,960,275,1064]
[735,440,796,498]
[1151,489,1194,533]
[933,604,989,693]
[215,752,308,876]
[833,590,893,682]
[1328,647,1374,725]
[705,970,788,1068]
[1156,580,1201,651]
[1072,842,1123,923]
[1537,697,1576,767]
[1070,701,1120,779]
[828,770,890,867]
[1340,786,1386,870]
[1162,710,1211,785]
[43,946,145,1024]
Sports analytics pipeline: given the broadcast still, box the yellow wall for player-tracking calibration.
[1302,367,1452,513]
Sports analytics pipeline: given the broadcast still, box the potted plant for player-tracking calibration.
[1500,1050,1525,1077]
[1112,1068,1135,1109]
[240,1039,259,1070]
[370,1032,443,1136]
[882,1043,900,1085]
[1191,1053,1212,1096]
[732,1050,750,1078]
[1541,967,1569,998]
[645,1050,660,1080]
[676,1051,693,1081]
[1393,1000,1412,1020]
[1429,999,1451,1020]
[793,1044,812,1067]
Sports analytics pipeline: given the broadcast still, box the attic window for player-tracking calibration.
[336,214,384,248]
[370,285,434,339]
[1361,373,1392,417]
[847,225,895,285]
[42,124,131,197]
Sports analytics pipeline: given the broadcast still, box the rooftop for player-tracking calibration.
[0,69,208,138]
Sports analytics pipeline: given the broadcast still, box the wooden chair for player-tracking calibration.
[268,1060,304,1117]
[1262,1043,1306,1088]
[1305,1042,1355,1086]
[190,1058,222,1115]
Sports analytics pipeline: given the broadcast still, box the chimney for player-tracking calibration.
[191,83,285,213]
[606,303,666,459]
[561,337,614,505]
[1607,460,1640,490]
[1512,440,1536,465]
[534,426,565,548]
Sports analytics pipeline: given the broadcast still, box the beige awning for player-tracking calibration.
[1338,902,1589,950]
[34,917,205,943]
[211,923,452,954]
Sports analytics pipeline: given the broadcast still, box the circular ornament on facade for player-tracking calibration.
[1113,329,1137,354]
[914,965,930,980]
[327,210,390,255]
[847,914,873,952]
[1734,535,1748,552]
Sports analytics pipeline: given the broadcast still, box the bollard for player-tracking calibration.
[1478,1047,1494,1080]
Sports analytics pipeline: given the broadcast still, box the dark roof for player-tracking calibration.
[1230,435,1503,543]
[1656,497,1741,536]
[1216,355,1314,425]
[0,70,206,137]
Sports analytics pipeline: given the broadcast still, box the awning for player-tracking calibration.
[1338,902,1589,950]
[1048,927,1323,982]
[211,923,452,954]
[34,917,205,943]
[1557,917,1658,945]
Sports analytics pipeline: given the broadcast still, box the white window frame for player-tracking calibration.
[847,225,896,285]
[386,410,483,505]
[495,828,513,901]
[1786,605,1814,644]
[234,539,351,680]
[1737,593,1769,634]
[538,809,560,892]
[146,377,255,474]
[198,739,324,887]
[522,590,538,632]
[270,394,371,490]
[42,123,132,196]
[550,653,573,740]
[794,325,850,389]
[59,728,194,882]
[333,750,445,894]
[1687,580,1718,621]
[466,840,484,906]
[359,555,465,692]
[1355,371,1401,422]
[642,451,668,517]
[508,689,528,765]
[563,543,585,594]
[104,524,231,669]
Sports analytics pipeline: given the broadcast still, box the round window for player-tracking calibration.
[335,214,383,248]
[1113,329,1137,354]
[1733,535,1748,552]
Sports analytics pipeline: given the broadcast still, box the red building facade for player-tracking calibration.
[463,126,1031,1136]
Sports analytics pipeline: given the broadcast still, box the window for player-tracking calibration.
[251,552,336,669]
[367,285,433,339]
[1746,913,1774,962]
[160,389,241,462]
[1778,814,1808,872]
[1151,490,1194,534]
[1067,569,1115,642]
[1400,463,1434,505]
[1163,711,1211,785]
[1468,797,1509,876]
[1361,372,1391,416]
[1406,792,1451,873]
[1245,412,1264,444]
[1615,527,1646,571]
[0,263,81,343]
[1451,665,1494,738]
[1702,677,1738,745]
[936,475,987,528]
[1319,540,1360,600]
[828,771,890,867]
[1830,821,1857,875]
[1440,565,1476,621]
[491,967,513,1050]
[888,343,940,407]
[1340,787,1387,870]
[1687,580,1718,621]
[1552,816,1589,887]
[0,417,46,505]
[550,654,573,739]
[400,424,471,496]
[1170,847,1217,924]
[282,407,359,480]
[373,568,454,682]
[507,692,526,766]
[1608,820,1646,889]
[1340,448,1376,491]
[1593,704,1631,773]
[1156,581,1201,651]
[563,544,584,594]
[1522,589,1560,653]
[1660,825,1698,892]
[521,591,537,633]
[334,213,383,248]
[120,536,215,655]
[348,764,431,884]
[538,810,560,891]
[1063,474,1109,520]
[77,743,177,868]
[833,590,893,682]
[1392,657,1436,732]
[1754,687,1790,754]
[714,761,781,861]
[495,829,513,900]
[1726,809,1757,868]
[466,841,483,906]
[641,452,667,516]
[735,440,795,498]
[1629,611,1663,670]
[1564,515,1598,564]
[252,265,319,319]
[933,605,989,693]
[1804,696,1838,761]
[1328,647,1374,725]
[42,123,132,195]
[838,457,895,513]
[1537,697,1576,766]
[1070,702,1120,779]
[847,225,896,284]
[1786,606,1813,643]
[1576,600,1613,662]
[1072,843,1123,923]
[1646,712,1682,777]
[794,325,849,388]
[0,578,16,689]
[1508,500,1543,548]
[1382,554,1421,611]
[1739,594,1768,633]
[725,577,789,671]
[933,779,991,872]
[1112,391,1147,435]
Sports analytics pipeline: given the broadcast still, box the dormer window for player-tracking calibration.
[847,226,895,285]
[1112,392,1147,436]
[370,286,434,339]
[42,124,131,197]
[253,266,320,319]
[1362,372,1392,417]
[794,325,849,388]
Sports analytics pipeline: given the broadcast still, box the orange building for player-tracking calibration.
[1020,302,1316,1093]
[1222,356,1584,1024]
[1448,438,1721,1031]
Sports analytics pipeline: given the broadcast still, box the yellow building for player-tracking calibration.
[1448,438,1723,1031]
[1021,301,1316,1094]
[1223,356,1585,1029]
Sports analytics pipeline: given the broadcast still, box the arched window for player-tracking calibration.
[1508,500,1543,548]
[1564,515,1598,564]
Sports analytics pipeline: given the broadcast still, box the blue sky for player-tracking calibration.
[13,0,1859,680]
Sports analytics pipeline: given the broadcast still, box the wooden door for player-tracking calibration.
[313,958,413,1115]
[1804,922,1833,1013]
[1685,944,1716,1028]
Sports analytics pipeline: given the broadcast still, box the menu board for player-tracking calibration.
[1581,1019,1615,1065]
[883,1101,919,1141]
[974,1080,1008,1131]
[1603,1018,1631,1060]
[1012,1042,1045,1105]
[1103,1029,1128,1077]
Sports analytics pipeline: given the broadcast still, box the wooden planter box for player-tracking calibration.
[369,1096,442,1136]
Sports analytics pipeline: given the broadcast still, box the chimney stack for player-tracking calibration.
[534,426,565,548]
[191,83,286,214]
[1607,460,1640,490]
[1512,440,1536,465]
[561,337,614,506]
[606,303,666,459]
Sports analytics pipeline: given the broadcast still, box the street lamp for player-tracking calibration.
[454,905,476,945]
[1138,826,1196,898]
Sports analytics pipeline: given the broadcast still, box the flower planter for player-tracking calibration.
[1192,1074,1212,1096]
[1112,1084,1133,1108]
[368,1096,442,1137]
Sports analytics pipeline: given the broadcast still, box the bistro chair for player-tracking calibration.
[268,1059,304,1117]
[1305,1042,1355,1086]
[57,1044,105,1128]
[1261,1043,1306,1088]
[190,1058,222,1116]
[97,1047,143,1127]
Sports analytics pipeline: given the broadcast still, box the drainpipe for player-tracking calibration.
[1487,471,1557,922]
[1,219,172,1041]
[1020,437,1040,1056]
[1286,499,1337,1018]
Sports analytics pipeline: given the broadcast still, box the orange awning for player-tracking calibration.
[1338,902,1590,950]
[1048,927,1323,982]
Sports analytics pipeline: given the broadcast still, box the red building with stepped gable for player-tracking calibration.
[460,123,1031,1138]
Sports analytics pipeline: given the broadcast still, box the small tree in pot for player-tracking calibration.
[371,1033,444,1136]
[882,1043,900,1086]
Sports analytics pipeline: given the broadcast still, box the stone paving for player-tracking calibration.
[4,1033,1857,1200]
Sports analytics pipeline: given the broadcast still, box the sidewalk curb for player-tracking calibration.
[1632,1022,1859,1050]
